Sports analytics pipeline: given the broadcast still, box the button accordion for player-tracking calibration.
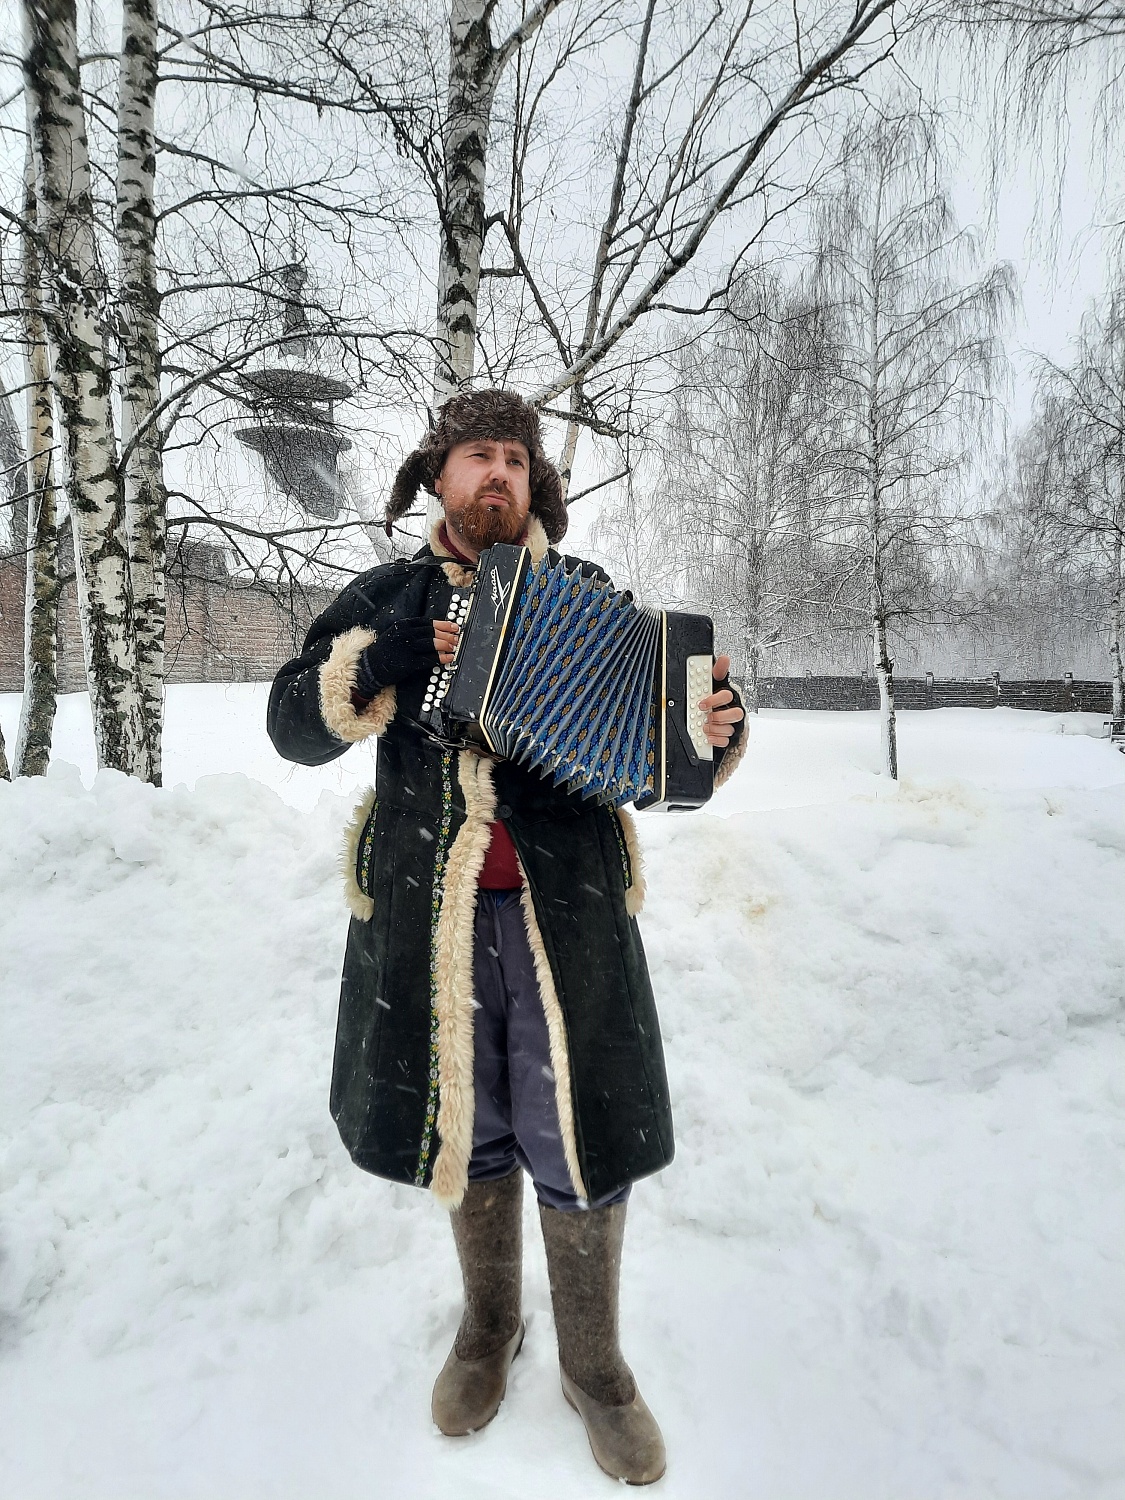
[418,543,715,808]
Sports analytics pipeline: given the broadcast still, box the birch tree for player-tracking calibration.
[507,0,915,487]
[117,0,167,781]
[310,0,925,498]
[655,274,856,709]
[431,0,572,403]
[813,111,1013,777]
[1023,292,1125,726]
[12,158,61,779]
[21,0,145,774]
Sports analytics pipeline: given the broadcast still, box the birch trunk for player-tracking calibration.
[865,235,897,780]
[429,0,564,521]
[870,470,898,777]
[22,0,143,774]
[872,586,898,779]
[14,170,61,778]
[1110,531,1123,728]
[746,641,761,714]
[743,544,763,714]
[434,0,495,406]
[557,394,582,502]
[117,0,166,783]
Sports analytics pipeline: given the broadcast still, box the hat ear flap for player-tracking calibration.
[385,449,430,536]
[530,459,568,544]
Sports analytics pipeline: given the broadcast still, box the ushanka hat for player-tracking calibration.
[385,387,568,543]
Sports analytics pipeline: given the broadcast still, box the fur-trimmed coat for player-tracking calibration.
[267,519,749,1207]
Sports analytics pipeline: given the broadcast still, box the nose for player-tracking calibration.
[484,453,509,490]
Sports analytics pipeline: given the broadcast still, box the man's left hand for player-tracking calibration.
[698,654,745,748]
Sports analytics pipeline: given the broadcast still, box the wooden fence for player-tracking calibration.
[757,674,1116,714]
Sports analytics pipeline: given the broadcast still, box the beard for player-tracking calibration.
[448,491,528,549]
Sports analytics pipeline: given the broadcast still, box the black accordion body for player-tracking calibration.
[418,544,715,809]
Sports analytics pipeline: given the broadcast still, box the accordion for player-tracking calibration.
[418,543,715,809]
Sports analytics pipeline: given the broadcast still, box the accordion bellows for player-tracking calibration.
[420,545,715,808]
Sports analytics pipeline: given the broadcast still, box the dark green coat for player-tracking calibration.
[268,523,740,1206]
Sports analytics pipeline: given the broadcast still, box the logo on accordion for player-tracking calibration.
[489,569,512,620]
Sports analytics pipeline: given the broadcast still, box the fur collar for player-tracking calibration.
[428,514,550,582]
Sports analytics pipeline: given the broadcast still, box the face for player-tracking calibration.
[435,437,532,550]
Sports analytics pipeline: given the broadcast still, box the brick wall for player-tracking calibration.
[0,537,332,693]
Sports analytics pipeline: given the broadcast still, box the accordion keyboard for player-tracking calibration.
[421,589,471,722]
[685,655,716,762]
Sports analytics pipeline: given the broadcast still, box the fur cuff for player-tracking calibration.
[341,788,377,921]
[616,807,647,917]
[713,677,750,790]
[318,627,397,743]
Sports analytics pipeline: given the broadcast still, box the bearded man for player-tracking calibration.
[267,389,746,1485]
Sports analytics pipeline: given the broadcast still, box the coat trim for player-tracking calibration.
[616,807,647,918]
[428,521,474,586]
[713,676,749,790]
[319,626,397,742]
[518,876,588,1201]
[341,789,378,921]
[428,514,550,587]
[525,515,549,563]
[429,750,498,1207]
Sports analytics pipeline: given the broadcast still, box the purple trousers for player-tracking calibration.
[468,889,630,1213]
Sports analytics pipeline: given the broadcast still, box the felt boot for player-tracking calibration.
[539,1200,666,1485]
[432,1169,525,1436]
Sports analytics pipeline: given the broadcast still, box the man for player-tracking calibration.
[267,389,746,1485]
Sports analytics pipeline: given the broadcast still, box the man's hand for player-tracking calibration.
[434,620,459,664]
[698,653,745,749]
[357,617,459,697]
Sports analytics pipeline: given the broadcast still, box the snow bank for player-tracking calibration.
[1,705,1123,1498]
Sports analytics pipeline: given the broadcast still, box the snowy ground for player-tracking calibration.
[2,688,1124,1499]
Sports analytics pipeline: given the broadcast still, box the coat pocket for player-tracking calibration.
[341,788,378,921]
[355,800,379,900]
[611,808,633,891]
[613,807,646,917]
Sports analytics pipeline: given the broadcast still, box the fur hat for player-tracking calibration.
[385,387,567,543]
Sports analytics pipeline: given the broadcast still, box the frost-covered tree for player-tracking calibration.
[12,156,61,781]
[812,110,1014,777]
[1021,291,1125,726]
[21,0,145,776]
[116,0,166,778]
[654,273,855,710]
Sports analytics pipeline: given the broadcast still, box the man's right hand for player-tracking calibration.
[433,620,459,664]
[356,617,460,697]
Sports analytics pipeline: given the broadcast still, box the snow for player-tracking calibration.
[1,687,1123,1499]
